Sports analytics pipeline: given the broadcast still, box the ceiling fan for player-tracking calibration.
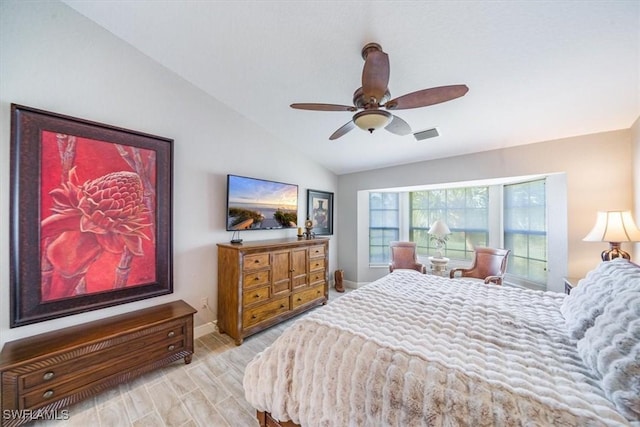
[290,43,469,140]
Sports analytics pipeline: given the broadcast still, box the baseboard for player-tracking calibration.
[343,279,365,289]
[194,321,217,339]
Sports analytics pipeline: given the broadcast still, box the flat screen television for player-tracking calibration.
[226,174,298,231]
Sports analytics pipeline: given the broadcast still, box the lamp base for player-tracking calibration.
[601,242,630,261]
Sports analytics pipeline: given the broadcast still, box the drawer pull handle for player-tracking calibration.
[252,315,257,319]
[254,259,260,263]
[254,294,260,298]
[167,331,175,338]
[280,304,286,308]
[43,390,54,399]
[43,371,55,381]
[254,277,260,281]
[297,298,302,302]
[168,345,175,351]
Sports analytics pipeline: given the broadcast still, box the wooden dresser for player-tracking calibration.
[0,300,196,427]
[217,238,329,345]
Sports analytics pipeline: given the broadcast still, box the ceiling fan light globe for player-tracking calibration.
[353,110,392,134]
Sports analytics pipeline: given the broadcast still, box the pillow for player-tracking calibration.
[577,290,640,421]
[561,259,640,340]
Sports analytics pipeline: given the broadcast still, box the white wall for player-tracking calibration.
[0,1,337,346]
[337,129,635,292]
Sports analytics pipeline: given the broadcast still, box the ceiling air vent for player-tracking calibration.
[413,127,439,141]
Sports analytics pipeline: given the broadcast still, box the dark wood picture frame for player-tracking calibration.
[306,189,333,236]
[10,104,173,327]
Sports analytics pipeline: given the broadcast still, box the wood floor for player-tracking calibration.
[26,288,347,427]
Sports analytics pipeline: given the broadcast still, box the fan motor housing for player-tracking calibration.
[353,87,390,109]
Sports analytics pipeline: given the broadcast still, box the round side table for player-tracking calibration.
[428,257,449,276]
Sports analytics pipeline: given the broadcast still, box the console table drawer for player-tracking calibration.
[0,300,196,427]
[19,321,185,392]
[20,336,186,409]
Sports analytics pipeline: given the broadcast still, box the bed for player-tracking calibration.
[243,258,640,426]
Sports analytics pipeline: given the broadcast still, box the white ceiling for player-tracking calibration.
[62,0,639,175]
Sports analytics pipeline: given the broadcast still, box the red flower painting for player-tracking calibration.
[39,131,156,301]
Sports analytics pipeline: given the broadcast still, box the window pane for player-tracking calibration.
[409,187,488,259]
[369,192,399,263]
[504,179,547,284]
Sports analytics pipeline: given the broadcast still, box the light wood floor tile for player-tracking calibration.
[122,381,155,422]
[216,395,259,427]
[98,399,130,427]
[186,364,231,405]
[147,380,191,427]
[180,389,230,427]
[131,411,165,427]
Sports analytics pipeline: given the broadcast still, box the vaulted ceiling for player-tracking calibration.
[63,1,639,174]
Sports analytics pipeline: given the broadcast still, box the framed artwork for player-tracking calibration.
[9,104,173,327]
[306,189,333,235]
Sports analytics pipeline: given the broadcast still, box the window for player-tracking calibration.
[364,175,558,290]
[369,192,399,263]
[409,187,489,260]
[504,179,547,285]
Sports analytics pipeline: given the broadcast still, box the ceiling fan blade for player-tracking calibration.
[385,85,469,110]
[329,120,356,140]
[291,103,357,112]
[362,50,390,104]
[385,114,412,136]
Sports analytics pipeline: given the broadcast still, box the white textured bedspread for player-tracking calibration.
[243,271,632,426]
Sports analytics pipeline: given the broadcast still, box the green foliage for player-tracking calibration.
[229,207,263,227]
[274,209,297,227]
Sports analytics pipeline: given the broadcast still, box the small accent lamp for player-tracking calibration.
[353,110,392,133]
[583,210,640,261]
[303,217,314,240]
[428,220,451,258]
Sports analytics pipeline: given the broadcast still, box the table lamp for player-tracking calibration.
[428,220,451,258]
[583,210,640,261]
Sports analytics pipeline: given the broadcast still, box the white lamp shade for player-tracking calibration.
[353,110,392,132]
[583,211,640,242]
[428,220,451,237]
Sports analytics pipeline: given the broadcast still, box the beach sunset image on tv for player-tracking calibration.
[226,175,298,230]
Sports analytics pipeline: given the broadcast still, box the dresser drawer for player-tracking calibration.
[243,270,270,288]
[243,286,270,307]
[243,296,289,328]
[292,285,324,309]
[309,245,325,258]
[308,270,325,285]
[308,258,325,272]
[243,254,270,270]
[18,321,186,393]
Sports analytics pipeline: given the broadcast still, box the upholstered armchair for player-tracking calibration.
[449,247,511,285]
[389,241,427,274]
